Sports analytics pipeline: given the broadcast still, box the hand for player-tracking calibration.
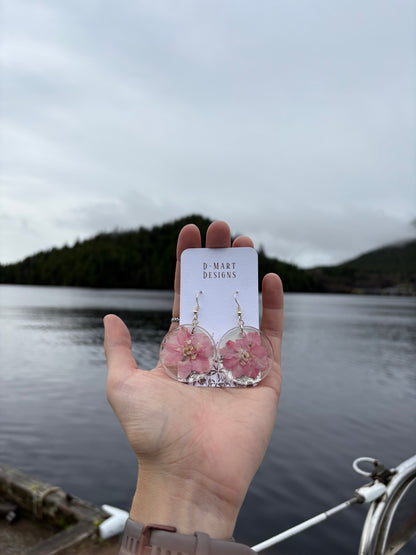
[103,221,283,539]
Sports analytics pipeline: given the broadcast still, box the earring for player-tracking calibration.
[217,291,273,386]
[160,291,216,383]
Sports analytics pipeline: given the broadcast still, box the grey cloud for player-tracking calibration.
[0,0,414,266]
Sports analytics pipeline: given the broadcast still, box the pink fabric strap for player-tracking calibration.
[120,518,256,554]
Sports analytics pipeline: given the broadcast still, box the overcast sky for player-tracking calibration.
[1,0,415,268]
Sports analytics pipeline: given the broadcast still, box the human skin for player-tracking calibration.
[103,220,284,539]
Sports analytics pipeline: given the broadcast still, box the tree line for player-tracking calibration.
[1,215,414,294]
[0,215,318,291]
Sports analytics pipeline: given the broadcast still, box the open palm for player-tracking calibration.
[104,221,283,538]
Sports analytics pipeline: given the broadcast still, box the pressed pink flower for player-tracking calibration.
[220,331,268,379]
[162,326,213,379]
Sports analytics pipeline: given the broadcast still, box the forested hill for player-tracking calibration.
[0,216,414,294]
[308,238,416,295]
[0,215,318,292]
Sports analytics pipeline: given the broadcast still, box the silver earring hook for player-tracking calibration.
[234,291,245,332]
[192,291,202,331]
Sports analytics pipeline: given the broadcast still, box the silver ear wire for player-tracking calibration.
[192,291,203,332]
[234,291,245,333]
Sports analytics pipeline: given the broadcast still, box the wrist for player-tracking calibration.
[129,464,241,538]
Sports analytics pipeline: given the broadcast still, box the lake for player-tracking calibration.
[0,285,415,554]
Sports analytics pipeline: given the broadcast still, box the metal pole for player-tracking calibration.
[251,497,358,552]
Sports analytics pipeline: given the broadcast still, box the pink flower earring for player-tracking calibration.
[159,291,216,383]
[217,291,273,386]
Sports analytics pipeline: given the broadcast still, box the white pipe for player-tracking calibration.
[251,499,356,552]
[99,504,129,539]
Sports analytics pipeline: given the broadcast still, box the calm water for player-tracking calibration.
[0,285,415,554]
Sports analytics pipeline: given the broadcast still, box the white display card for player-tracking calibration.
[180,248,259,342]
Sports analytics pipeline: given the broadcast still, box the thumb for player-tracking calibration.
[103,314,139,389]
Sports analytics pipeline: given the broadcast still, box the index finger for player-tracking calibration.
[171,224,201,320]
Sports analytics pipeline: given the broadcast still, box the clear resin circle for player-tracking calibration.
[159,324,216,383]
[217,326,273,386]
